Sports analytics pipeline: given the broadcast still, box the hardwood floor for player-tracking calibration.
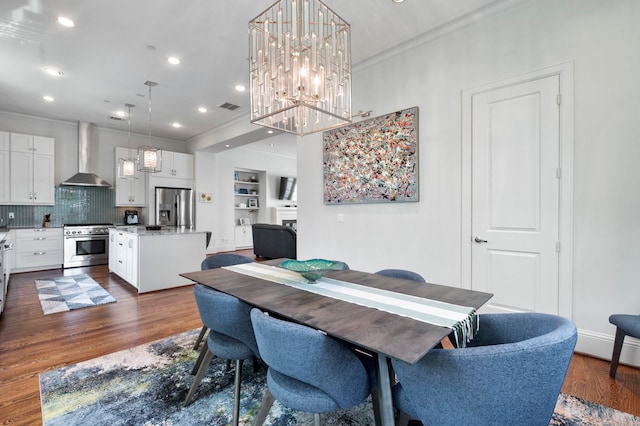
[1,255,638,425]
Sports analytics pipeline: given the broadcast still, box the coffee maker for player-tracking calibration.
[124,210,139,225]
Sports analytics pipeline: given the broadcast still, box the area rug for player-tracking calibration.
[39,329,640,426]
[35,273,116,315]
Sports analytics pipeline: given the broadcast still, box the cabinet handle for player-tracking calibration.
[33,237,46,240]
[33,229,46,232]
[33,251,46,255]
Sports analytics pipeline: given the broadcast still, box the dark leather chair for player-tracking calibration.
[251,223,297,259]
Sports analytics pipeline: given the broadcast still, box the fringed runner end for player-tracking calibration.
[452,309,479,348]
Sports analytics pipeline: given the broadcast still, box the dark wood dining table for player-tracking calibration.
[180,259,492,426]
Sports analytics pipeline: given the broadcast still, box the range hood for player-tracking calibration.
[61,122,112,187]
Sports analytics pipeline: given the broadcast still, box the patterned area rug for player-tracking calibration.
[39,329,640,426]
[35,273,116,315]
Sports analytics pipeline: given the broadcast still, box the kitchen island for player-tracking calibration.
[108,227,206,293]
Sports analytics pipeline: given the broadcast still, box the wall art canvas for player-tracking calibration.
[323,106,419,204]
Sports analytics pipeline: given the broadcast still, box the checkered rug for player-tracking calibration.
[35,274,116,315]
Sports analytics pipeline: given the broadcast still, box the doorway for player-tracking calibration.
[461,64,573,317]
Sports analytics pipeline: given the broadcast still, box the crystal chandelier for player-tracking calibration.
[137,80,162,173]
[249,0,352,136]
[117,103,139,179]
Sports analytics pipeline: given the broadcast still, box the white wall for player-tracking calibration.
[295,0,640,364]
[193,133,296,253]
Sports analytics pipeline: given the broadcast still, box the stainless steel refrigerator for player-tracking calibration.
[155,186,196,228]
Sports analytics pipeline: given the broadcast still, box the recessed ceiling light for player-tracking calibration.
[44,67,63,77]
[56,16,75,28]
[168,57,181,65]
[225,144,231,148]
[115,110,126,117]
[198,107,208,113]
[172,122,182,128]
[235,85,246,92]
[392,0,405,3]
[43,95,54,102]
[267,130,274,134]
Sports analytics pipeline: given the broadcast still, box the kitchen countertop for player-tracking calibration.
[0,231,6,242]
[113,226,208,236]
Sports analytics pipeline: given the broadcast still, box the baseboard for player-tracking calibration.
[479,305,640,368]
[210,243,238,254]
[576,328,640,368]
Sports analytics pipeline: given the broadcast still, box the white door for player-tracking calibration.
[471,75,560,314]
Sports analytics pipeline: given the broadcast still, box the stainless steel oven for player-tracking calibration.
[63,224,112,268]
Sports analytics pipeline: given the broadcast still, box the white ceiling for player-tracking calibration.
[0,0,502,143]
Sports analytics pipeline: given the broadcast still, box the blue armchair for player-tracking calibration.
[250,308,372,425]
[184,285,260,426]
[375,269,426,283]
[609,314,640,378]
[193,253,255,352]
[392,312,577,426]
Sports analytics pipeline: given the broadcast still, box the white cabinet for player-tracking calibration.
[234,225,253,248]
[9,133,55,205]
[109,229,139,288]
[157,151,193,179]
[114,147,147,206]
[14,228,63,271]
[0,132,9,203]
[109,228,205,293]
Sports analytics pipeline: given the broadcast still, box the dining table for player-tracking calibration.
[180,259,493,426]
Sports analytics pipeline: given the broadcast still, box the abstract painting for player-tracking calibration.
[323,107,418,204]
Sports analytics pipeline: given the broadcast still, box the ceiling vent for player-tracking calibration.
[219,102,240,111]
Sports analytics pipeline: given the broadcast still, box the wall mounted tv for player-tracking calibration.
[278,176,297,200]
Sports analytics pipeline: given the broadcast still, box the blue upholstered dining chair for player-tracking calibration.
[391,312,577,426]
[609,313,640,378]
[249,308,372,426]
[193,253,255,351]
[375,269,427,283]
[183,285,260,426]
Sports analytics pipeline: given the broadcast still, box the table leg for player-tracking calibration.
[376,354,395,426]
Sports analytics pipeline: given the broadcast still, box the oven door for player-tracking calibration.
[63,235,109,268]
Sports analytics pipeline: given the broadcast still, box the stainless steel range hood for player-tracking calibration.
[61,122,112,187]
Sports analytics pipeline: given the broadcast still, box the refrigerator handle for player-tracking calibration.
[175,193,181,227]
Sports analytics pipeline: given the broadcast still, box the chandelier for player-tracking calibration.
[117,103,139,179]
[249,0,352,136]
[137,80,162,173]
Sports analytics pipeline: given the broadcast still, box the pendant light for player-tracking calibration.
[137,80,162,173]
[248,0,352,136]
[117,103,139,179]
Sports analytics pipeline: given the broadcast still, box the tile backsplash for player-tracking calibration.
[0,186,141,227]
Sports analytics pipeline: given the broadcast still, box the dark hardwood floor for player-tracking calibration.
[0,251,638,424]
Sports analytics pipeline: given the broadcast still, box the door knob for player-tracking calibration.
[474,236,488,243]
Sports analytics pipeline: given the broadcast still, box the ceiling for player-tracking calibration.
[0,0,502,143]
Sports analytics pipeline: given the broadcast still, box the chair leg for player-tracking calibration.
[193,325,208,350]
[253,388,275,426]
[232,359,244,426]
[191,339,209,375]
[184,349,214,406]
[610,327,627,378]
[314,412,320,426]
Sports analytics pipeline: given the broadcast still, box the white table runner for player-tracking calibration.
[224,262,478,347]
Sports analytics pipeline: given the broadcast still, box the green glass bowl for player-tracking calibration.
[280,259,348,283]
